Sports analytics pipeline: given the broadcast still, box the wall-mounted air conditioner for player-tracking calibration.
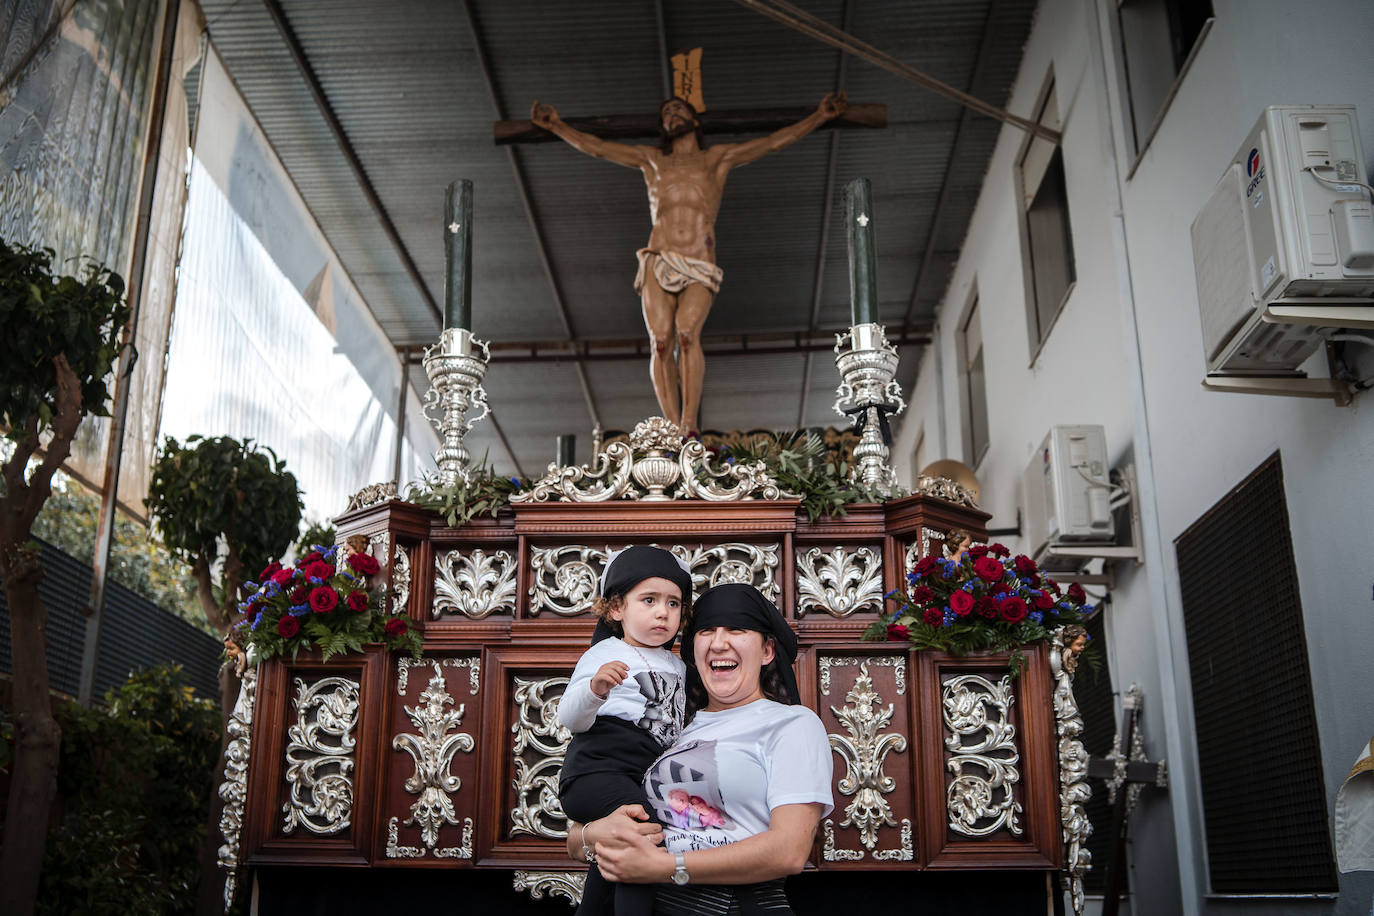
[1191,105,1374,379]
[1022,426,1115,570]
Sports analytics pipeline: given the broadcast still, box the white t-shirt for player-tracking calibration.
[642,699,834,853]
[557,637,686,748]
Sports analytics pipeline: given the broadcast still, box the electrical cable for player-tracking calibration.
[1302,165,1374,201]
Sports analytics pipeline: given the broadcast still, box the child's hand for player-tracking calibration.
[591,661,629,698]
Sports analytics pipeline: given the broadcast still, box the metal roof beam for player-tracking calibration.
[797,0,855,429]
[902,0,1002,333]
[460,0,603,434]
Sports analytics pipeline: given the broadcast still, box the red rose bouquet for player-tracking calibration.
[863,542,1094,673]
[231,543,421,662]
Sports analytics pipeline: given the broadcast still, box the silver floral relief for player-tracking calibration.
[819,655,906,697]
[1051,628,1092,916]
[391,542,411,615]
[529,542,781,615]
[398,655,480,697]
[821,819,864,861]
[919,527,945,563]
[218,667,256,912]
[671,542,781,602]
[529,545,605,616]
[872,819,914,861]
[942,673,1023,838]
[433,546,517,619]
[388,661,477,858]
[828,661,910,859]
[513,871,586,905]
[281,675,360,836]
[904,540,921,572]
[510,676,572,839]
[796,545,884,617]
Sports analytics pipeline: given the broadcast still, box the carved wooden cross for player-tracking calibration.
[494,103,886,145]
[1086,684,1169,916]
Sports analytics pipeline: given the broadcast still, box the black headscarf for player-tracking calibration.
[683,583,800,705]
[590,546,693,646]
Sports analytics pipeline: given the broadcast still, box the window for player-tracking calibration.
[959,297,989,466]
[1018,82,1075,353]
[1117,0,1214,160]
[1175,453,1337,893]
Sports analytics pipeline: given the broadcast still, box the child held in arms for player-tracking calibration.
[558,546,693,916]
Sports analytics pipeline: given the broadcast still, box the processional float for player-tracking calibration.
[215,176,1093,913]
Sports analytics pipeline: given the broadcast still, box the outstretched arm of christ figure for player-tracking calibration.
[531,101,653,169]
[718,91,848,170]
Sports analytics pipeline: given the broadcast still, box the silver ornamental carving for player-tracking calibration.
[821,818,864,861]
[672,542,781,602]
[513,871,586,905]
[913,475,978,507]
[398,656,480,697]
[392,542,411,615]
[423,326,492,487]
[942,673,1023,837]
[920,527,946,562]
[217,667,256,912]
[529,542,781,616]
[390,662,476,857]
[282,676,360,836]
[345,480,398,511]
[512,416,793,503]
[1051,628,1092,916]
[828,661,910,856]
[819,655,906,697]
[528,545,604,616]
[433,547,517,619]
[510,676,572,839]
[833,323,905,492]
[796,546,884,617]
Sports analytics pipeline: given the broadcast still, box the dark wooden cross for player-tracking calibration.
[494,103,886,145]
[1086,683,1169,916]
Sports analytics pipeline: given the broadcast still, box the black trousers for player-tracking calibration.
[561,771,658,916]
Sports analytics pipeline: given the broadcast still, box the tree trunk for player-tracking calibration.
[0,547,61,916]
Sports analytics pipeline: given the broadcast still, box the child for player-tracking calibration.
[558,545,692,916]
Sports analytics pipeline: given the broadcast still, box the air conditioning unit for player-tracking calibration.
[1191,105,1374,376]
[1022,426,1114,570]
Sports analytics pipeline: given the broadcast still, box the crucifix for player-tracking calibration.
[1085,683,1170,916]
[501,52,885,435]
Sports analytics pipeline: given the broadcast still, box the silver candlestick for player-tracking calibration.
[422,327,491,486]
[834,322,906,492]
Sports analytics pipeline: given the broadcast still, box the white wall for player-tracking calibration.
[893,1,1374,913]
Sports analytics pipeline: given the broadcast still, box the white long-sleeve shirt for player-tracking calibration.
[557,637,686,748]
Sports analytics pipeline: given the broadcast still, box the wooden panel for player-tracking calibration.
[913,645,1060,870]
[476,645,583,869]
[244,647,387,866]
[373,652,483,867]
[813,647,916,869]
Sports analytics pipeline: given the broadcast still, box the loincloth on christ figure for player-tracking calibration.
[634,248,724,295]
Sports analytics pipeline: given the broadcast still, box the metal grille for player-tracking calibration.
[1175,453,1337,893]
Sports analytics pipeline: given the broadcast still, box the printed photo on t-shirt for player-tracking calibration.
[633,669,684,746]
[644,739,734,833]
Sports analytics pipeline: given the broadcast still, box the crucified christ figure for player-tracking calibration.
[531,92,848,434]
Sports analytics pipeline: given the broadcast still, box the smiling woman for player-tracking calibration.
[570,584,833,915]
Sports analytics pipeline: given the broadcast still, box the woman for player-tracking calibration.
[567,582,833,914]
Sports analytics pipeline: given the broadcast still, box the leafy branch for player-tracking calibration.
[404,462,523,527]
[721,430,897,521]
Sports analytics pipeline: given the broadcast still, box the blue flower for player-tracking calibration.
[264,581,282,597]
[509,477,522,488]
[251,614,264,630]
[243,581,259,593]
[1029,610,1044,624]
[961,582,976,592]
[1081,604,1094,615]
[289,604,310,616]
[323,546,337,561]
[884,589,898,600]
[340,571,358,583]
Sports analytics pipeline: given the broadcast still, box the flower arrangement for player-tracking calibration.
[863,542,1093,673]
[231,544,421,662]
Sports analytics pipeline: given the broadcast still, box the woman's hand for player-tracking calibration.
[590,805,672,884]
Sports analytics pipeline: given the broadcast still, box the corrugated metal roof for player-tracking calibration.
[198,0,1035,476]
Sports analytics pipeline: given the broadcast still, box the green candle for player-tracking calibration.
[845,177,879,326]
[443,180,473,330]
[556,434,576,467]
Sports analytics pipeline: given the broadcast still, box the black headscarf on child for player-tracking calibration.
[683,583,800,704]
[590,546,693,646]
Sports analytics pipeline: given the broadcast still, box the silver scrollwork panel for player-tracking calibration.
[942,673,1023,838]
[1052,628,1093,916]
[282,676,360,836]
[510,676,572,839]
[513,871,586,905]
[218,668,256,912]
[796,545,884,617]
[433,547,517,619]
